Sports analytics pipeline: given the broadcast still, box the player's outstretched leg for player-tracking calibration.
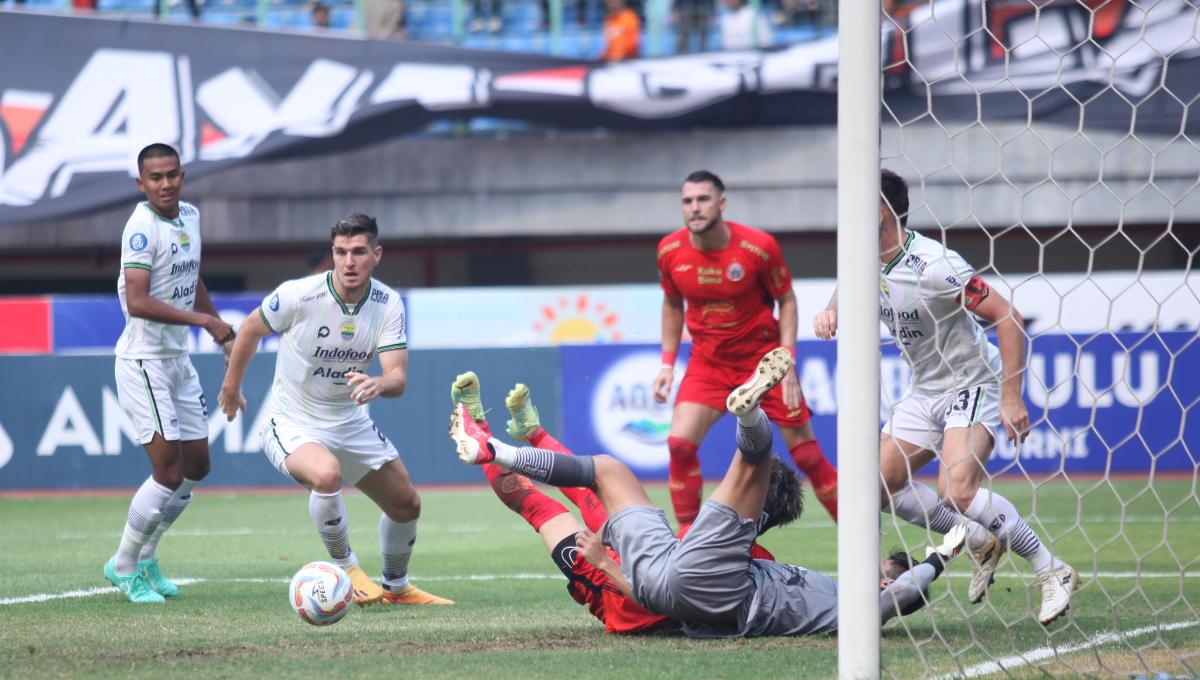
[1037,563,1080,625]
[450,403,597,488]
[728,348,793,462]
[506,383,608,531]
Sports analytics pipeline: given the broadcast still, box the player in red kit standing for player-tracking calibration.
[651,170,838,527]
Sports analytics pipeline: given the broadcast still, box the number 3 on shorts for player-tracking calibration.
[946,387,983,424]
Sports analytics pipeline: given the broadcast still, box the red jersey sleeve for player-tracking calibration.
[657,234,682,299]
[758,233,793,300]
[749,541,776,561]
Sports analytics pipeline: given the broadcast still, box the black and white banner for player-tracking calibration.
[1,0,1197,223]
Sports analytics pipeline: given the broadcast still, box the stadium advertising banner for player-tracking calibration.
[2,0,1198,223]
[0,349,559,490]
[560,332,1198,480]
[10,271,1194,354]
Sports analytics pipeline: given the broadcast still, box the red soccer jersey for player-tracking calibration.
[657,222,793,363]
[567,549,675,635]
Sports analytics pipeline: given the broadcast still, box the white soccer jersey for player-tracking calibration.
[116,201,203,359]
[879,230,1000,395]
[260,272,406,429]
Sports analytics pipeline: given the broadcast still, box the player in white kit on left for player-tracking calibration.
[218,213,452,607]
[106,143,236,604]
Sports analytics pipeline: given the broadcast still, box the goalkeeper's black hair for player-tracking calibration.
[760,457,804,535]
[880,168,909,228]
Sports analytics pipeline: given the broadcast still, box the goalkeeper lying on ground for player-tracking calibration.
[449,348,967,637]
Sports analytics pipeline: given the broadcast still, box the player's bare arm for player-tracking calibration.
[813,289,838,340]
[776,288,802,408]
[124,267,234,343]
[653,294,685,403]
[346,348,408,405]
[194,278,235,360]
[576,529,636,602]
[217,309,273,421]
[969,279,1029,442]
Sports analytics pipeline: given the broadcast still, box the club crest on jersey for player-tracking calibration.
[340,321,356,340]
[129,233,148,251]
[726,261,745,282]
[178,232,191,252]
[880,279,890,296]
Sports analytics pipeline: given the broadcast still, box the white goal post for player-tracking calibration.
[836,0,883,678]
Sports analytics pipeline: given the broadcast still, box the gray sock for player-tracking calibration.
[735,409,772,462]
[491,440,597,488]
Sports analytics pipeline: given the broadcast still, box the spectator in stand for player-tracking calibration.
[720,0,772,49]
[311,1,331,29]
[674,0,714,53]
[470,0,503,33]
[600,0,640,61]
[365,0,406,38]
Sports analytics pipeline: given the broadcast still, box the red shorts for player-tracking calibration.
[677,353,812,428]
[565,551,675,635]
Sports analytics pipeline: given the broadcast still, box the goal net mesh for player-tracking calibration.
[873,0,1199,676]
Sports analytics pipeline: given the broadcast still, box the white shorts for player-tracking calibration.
[260,415,400,486]
[883,383,1001,453]
[114,356,208,444]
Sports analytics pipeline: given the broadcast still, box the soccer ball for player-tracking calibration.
[288,561,353,626]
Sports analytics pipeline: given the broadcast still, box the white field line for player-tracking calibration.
[45,514,1200,540]
[932,620,1200,679]
[0,573,565,605]
[5,571,1200,607]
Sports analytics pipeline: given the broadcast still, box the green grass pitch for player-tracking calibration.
[2,478,1197,679]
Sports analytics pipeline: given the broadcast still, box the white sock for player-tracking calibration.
[138,478,198,562]
[964,488,1062,574]
[114,477,173,575]
[309,490,357,570]
[379,515,417,591]
[737,406,764,428]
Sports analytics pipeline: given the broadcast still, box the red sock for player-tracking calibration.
[667,436,703,528]
[483,463,567,532]
[790,439,838,521]
[524,428,607,531]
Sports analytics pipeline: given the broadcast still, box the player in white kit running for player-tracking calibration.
[105,143,237,604]
[813,169,1078,626]
[217,213,452,607]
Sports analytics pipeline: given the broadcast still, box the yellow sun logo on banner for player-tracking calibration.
[532,294,622,344]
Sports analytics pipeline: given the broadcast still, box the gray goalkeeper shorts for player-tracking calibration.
[603,499,757,622]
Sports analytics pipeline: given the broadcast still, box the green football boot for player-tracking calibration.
[104,557,165,604]
[450,371,487,421]
[138,557,179,597]
[505,384,541,442]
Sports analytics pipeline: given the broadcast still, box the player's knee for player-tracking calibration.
[386,493,420,522]
[153,468,184,490]
[184,458,211,482]
[307,466,343,493]
[941,488,976,514]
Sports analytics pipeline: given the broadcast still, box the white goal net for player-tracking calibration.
[869,0,1200,676]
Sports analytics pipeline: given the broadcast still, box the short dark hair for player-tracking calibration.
[683,170,725,194]
[882,549,930,616]
[880,168,909,228]
[760,457,804,534]
[137,143,180,174]
[331,212,379,245]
